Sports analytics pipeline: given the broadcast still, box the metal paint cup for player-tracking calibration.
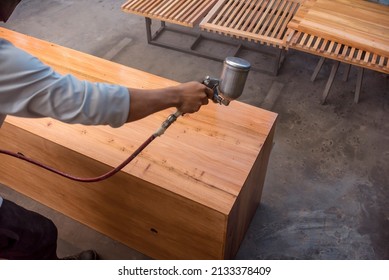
[219,57,251,105]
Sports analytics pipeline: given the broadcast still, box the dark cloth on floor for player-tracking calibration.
[0,198,58,259]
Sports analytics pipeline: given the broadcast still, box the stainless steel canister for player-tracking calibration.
[219,57,251,105]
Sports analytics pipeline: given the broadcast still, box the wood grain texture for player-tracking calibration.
[0,27,277,259]
[200,0,304,48]
[121,0,219,27]
[285,0,389,74]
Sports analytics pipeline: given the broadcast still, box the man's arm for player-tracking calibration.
[0,38,212,127]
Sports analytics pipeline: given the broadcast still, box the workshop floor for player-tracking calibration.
[1,0,388,260]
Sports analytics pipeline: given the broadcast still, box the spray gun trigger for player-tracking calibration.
[213,89,223,104]
[203,76,222,104]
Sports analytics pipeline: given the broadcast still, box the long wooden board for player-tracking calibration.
[0,27,277,259]
[121,0,219,27]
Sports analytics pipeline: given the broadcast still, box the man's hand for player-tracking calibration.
[126,81,214,122]
[175,81,213,114]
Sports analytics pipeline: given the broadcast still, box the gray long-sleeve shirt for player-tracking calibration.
[0,38,130,128]
[0,38,131,206]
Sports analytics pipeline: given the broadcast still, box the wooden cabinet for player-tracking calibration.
[0,28,277,259]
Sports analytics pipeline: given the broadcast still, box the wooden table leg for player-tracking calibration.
[272,48,285,76]
[354,67,364,103]
[343,64,351,82]
[311,57,325,82]
[321,60,340,104]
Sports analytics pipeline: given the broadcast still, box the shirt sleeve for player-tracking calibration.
[0,38,130,128]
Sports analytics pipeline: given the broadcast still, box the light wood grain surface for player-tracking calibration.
[121,0,219,27]
[200,0,303,47]
[288,0,389,58]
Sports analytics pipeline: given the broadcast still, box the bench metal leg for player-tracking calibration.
[145,17,165,43]
[142,17,285,75]
[311,57,325,82]
[354,67,364,103]
[321,60,340,104]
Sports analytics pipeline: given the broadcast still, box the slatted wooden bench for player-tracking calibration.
[122,0,234,69]
[285,0,389,103]
[0,27,277,259]
[200,0,302,48]
[200,0,304,75]
[122,0,304,75]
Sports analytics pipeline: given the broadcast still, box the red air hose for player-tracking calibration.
[0,134,156,183]
[0,111,181,183]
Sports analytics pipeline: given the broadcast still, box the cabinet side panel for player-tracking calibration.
[224,123,276,259]
[0,123,226,259]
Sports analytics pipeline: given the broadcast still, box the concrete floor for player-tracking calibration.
[1,0,388,260]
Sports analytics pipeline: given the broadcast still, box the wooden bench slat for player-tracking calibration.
[201,0,304,48]
[348,47,356,61]
[257,0,281,35]
[187,1,218,24]
[213,0,234,26]
[249,0,273,34]
[238,0,263,32]
[228,0,248,29]
[179,2,208,23]
[299,32,308,47]
[157,0,185,18]
[122,0,219,27]
[139,0,160,13]
[312,35,321,51]
[220,0,239,27]
[326,41,335,55]
[270,2,290,38]
[288,30,389,74]
[275,1,299,40]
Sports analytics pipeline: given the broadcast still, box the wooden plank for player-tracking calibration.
[228,0,248,29]
[257,0,280,35]
[326,41,335,54]
[287,30,389,74]
[187,0,219,25]
[250,0,274,34]
[122,0,219,27]
[200,0,303,47]
[200,0,227,26]
[348,47,356,61]
[276,1,300,39]
[0,27,277,259]
[266,0,288,37]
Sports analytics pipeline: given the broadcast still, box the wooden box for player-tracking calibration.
[0,28,277,259]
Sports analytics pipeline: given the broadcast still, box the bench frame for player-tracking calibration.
[145,17,285,75]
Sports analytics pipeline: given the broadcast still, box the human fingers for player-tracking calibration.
[203,84,214,100]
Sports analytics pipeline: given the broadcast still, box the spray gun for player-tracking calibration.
[204,56,251,106]
[154,57,251,137]
[0,57,251,182]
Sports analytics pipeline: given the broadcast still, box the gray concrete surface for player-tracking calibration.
[0,0,388,260]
